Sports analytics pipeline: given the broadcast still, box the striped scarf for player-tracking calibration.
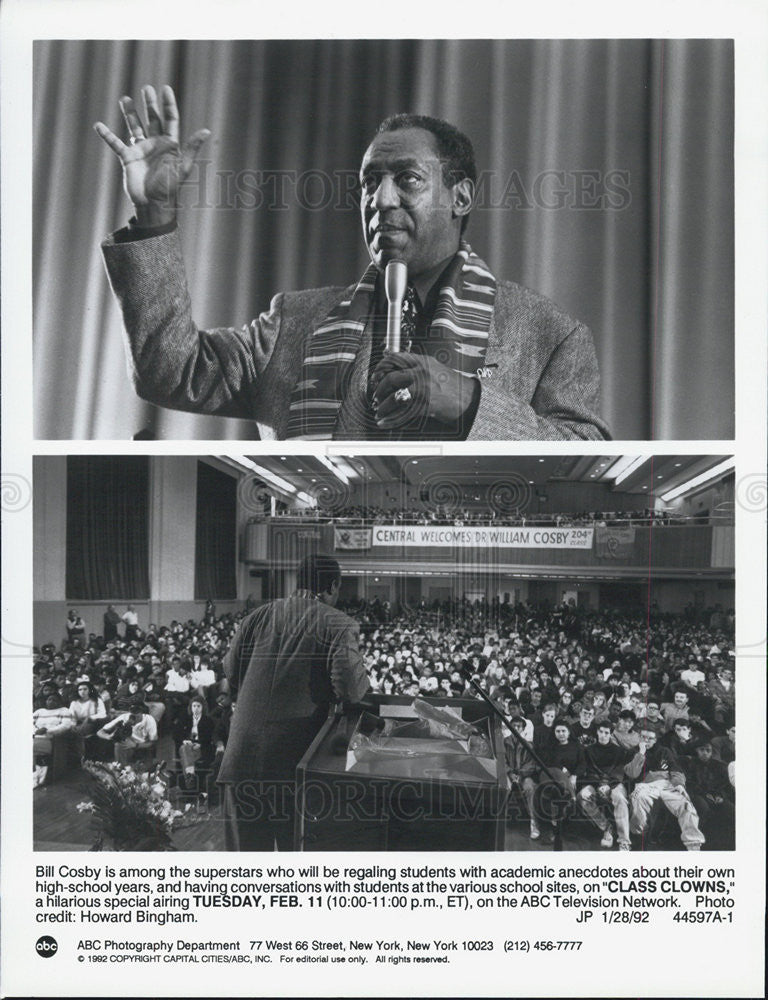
[285,240,497,439]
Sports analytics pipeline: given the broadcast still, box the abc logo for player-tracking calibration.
[36,935,58,958]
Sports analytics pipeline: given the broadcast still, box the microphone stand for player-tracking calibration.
[459,666,569,851]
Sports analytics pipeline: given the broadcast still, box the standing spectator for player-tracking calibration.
[103,604,122,642]
[65,610,86,644]
[121,605,140,642]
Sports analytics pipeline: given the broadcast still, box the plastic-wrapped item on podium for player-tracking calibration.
[295,694,508,851]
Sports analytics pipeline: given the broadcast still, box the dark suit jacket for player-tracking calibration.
[217,596,368,784]
[102,231,610,440]
[173,714,216,767]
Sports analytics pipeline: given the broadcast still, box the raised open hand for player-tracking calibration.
[94,85,210,225]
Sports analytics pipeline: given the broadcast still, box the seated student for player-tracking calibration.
[684,740,735,850]
[95,679,113,716]
[687,680,717,728]
[611,709,640,751]
[626,727,705,851]
[590,691,610,724]
[210,692,233,751]
[68,680,108,758]
[521,688,545,727]
[173,695,216,791]
[639,699,666,738]
[33,661,53,702]
[707,667,735,726]
[660,689,691,731]
[685,709,713,741]
[570,703,598,748]
[556,689,579,724]
[711,723,735,765]
[33,693,74,736]
[33,694,75,786]
[504,716,540,839]
[164,657,192,725]
[627,692,647,721]
[113,676,143,707]
[510,700,535,743]
[96,701,158,765]
[139,675,167,726]
[679,658,707,692]
[34,680,60,712]
[577,721,634,850]
[188,656,218,701]
[531,703,557,754]
[536,720,585,839]
[660,717,697,758]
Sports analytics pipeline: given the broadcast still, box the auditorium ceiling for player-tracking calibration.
[242,454,732,501]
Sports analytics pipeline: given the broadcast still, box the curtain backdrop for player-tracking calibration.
[33,39,733,440]
[194,461,237,600]
[66,456,149,599]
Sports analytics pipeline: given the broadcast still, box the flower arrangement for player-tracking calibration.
[77,760,198,851]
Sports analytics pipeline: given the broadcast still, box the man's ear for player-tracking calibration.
[452,177,474,220]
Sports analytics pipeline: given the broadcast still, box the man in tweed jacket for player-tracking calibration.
[97,88,610,441]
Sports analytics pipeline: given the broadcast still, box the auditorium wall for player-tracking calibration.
[668,476,734,521]
[338,573,732,616]
[33,457,246,647]
[339,575,606,611]
[645,579,735,613]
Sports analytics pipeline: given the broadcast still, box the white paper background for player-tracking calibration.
[2,0,766,996]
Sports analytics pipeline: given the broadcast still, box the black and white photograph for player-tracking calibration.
[3,2,767,996]
[33,38,733,441]
[33,454,736,854]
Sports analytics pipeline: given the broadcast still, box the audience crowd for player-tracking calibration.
[272,505,723,527]
[33,596,735,850]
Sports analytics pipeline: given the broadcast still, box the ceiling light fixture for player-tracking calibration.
[611,456,649,485]
[660,458,735,502]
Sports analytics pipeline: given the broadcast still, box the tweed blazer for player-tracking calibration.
[102,230,611,440]
[217,596,368,784]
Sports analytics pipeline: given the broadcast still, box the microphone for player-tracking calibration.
[384,259,408,353]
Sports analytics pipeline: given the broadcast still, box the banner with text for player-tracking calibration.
[371,525,594,549]
[334,527,373,550]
